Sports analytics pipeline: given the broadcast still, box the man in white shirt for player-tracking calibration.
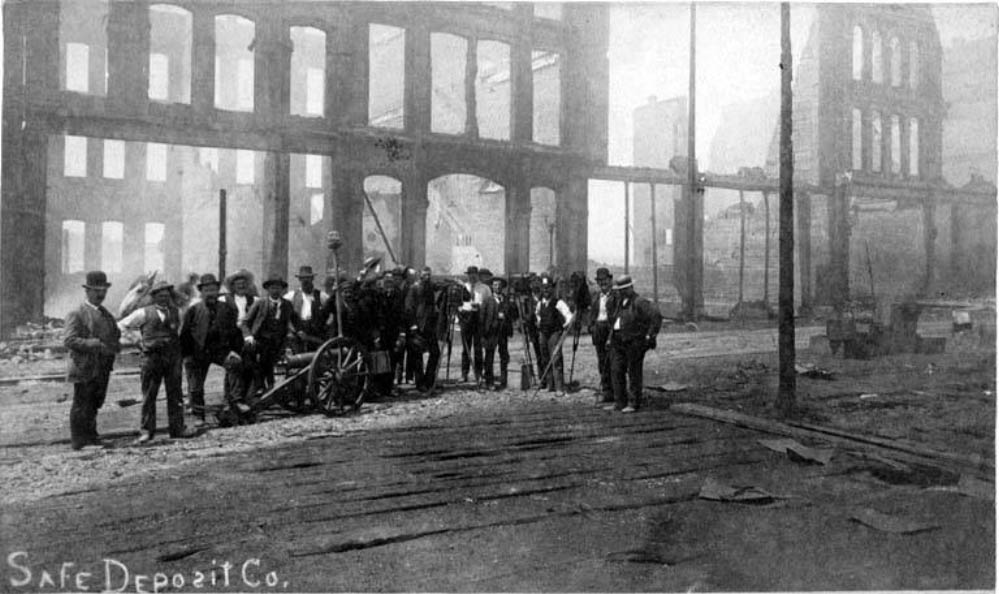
[535,274,574,393]
[285,265,323,353]
[587,268,616,403]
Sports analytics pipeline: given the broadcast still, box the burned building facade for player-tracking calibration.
[1,1,609,334]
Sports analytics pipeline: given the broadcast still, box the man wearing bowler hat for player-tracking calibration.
[285,265,323,354]
[63,271,122,450]
[587,268,617,404]
[241,274,295,397]
[180,274,244,426]
[119,280,195,443]
[606,275,662,413]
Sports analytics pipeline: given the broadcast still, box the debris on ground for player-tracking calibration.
[956,475,994,500]
[848,507,940,534]
[795,363,835,380]
[859,393,879,400]
[698,478,784,504]
[758,438,835,465]
[650,382,689,393]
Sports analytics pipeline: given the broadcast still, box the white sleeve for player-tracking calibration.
[118,308,146,331]
[557,300,573,326]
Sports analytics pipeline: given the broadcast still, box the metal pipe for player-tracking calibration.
[218,189,227,280]
[650,183,659,305]
[624,181,630,274]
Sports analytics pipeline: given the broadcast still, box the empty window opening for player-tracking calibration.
[149,53,170,101]
[476,40,511,140]
[534,3,564,20]
[61,220,86,274]
[851,108,862,171]
[368,24,405,128]
[871,31,883,84]
[144,222,166,272]
[149,4,192,104]
[101,221,124,273]
[890,114,901,175]
[890,37,901,87]
[532,50,561,145]
[146,142,168,182]
[530,187,557,271]
[871,111,882,173]
[59,0,108,96]
[215,15,255,112]
[426,174,505,275]
[909,118,919,177]
[586,179,627,272]
[103,139,125,179]
[852,26,863,80]
[199,147,219,173]
[291,27,326,117]
[305,154,323,188]
[20,35,27,86]
[65,43,90,93]
[363,176,403,264]
[236,150,255,184]
[64,135,87,178]
[909,42,919,90]
[431,33,467,135]
[310,193,324,226]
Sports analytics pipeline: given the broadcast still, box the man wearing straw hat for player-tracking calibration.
[64,271,122,450]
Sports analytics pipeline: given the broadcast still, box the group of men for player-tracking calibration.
[62,260,662,450]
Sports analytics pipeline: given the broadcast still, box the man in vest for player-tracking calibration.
[119,281,195,443]
[587,268,616,404]
[606,275,663,413]
[483,276,517,390]
[404,266,441,392]
[180,274,244,426]
[64,271,122,450]
[241,274,295,397]
[285,265,323,353]
[535,274,574,393]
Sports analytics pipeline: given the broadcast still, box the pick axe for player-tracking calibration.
[532,323,574,397]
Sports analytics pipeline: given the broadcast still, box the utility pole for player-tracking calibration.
[738,189,746,307]
[685,2,699,320]
[776,1,796,416]
[763,190,771,304]
[218,189,227,281]
[624,182,630,274]
[650,183,659,306]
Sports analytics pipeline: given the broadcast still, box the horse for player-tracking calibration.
[117,271,194,320]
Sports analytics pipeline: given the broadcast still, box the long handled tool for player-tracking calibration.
[566,320,582,391]
[516,297,536,389]
[532,323,574,397]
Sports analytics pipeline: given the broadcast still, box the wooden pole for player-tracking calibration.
[218,189,227,281]
[624,181,630,274]
[685,2,698,320]
[651,183,659,305]
[738,189,745,305]
[763,191,770,304]
[776,1,796,416]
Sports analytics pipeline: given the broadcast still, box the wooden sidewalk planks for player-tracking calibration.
[671,402,994,481]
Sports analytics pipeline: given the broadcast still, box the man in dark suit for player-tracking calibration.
[587,268,616,404]
[606,275,663,413]
[404,266,441,392]
[241,274,295,398]
[483,277,518,390]
[119,280,195,443]
[63,271,122,450]
[535,274,574,393]
[180,274,244,425]
[285,265,324,354]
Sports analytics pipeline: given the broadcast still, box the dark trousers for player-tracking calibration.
[538,329,564,392]
[610,334,647,409]
[411,330,441,390]
[69,364,113,448]
[592,322,613,400]
[185,354,244,419]
[483,333,509,386]
[460,319,483,381]
[140,346,185,437]
[247,338,282,398]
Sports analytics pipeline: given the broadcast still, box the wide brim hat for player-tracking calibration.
[82,270,112,290]
[295,265,315,279]
[612,275,634,290]
[491,277,508,288]
[149,280,174,295]
[595,267,612,280]
[478,268,494,278]
[196,274,221,290]
[262,274,289,289]
[465,266,479,275]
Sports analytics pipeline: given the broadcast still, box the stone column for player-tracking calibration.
[510,36,533,144]
[796,191,812,314]
[260,152,291,278]
[330,10,369,127]
[504,179,531,275]
[330,163,365,274]
[555,174,589,275]
[464,38,478,138]
[922,192,937,296]
[827,180,851,308]
[399,176,429,268]
[107,1,150,114]
[404,23,431,134]
[191,8,216,115]
[253,20,292,123]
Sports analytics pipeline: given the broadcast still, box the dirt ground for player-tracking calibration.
[0,317,994,591]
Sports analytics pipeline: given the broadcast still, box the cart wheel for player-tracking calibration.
[308,337,370,416]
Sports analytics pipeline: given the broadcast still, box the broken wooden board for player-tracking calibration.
[698,478,783,504]
[848,508,940,535]
[758,438,834,465]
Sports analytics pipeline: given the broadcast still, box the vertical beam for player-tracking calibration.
[191,8,216,114]
[254,20,292,123]
[404,23,431,134]
[331,163,364,274]
[465,38,478,138]
[922,192,937,296]
[504,177,531,275]
[650,183,659,305]
[511,35,533,144]
[555,175,589,275]
[623,181,630,274]
[828,180,851,308]
[261,152,291,278]
[763,191,771,304]
[684,2,702,319]
[738,189,746,305]
[331,10,368,127]
[218,189,227,280]
[107,1,150,113]
[400,178,429,268]
[796,191,812,314]
[776,1,795,416]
